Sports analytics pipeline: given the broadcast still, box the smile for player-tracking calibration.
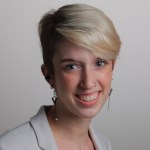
[76,92,99,102]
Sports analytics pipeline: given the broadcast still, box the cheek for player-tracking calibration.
[55,72,80,90]
[98,71,113,87]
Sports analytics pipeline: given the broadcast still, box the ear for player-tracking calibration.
[41,64,55,88]
[41,64,49,80]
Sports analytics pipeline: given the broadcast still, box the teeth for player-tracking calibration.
[77,93,98,101]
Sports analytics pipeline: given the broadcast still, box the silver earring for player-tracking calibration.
[108,88,113,111]
[52,90,57,105]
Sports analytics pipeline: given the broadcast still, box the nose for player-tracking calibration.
[79,67,97,89]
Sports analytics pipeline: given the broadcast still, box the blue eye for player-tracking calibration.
[96,60,107,67]
[65,64,79,70]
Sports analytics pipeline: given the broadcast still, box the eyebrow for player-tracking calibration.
[59,58,77,64]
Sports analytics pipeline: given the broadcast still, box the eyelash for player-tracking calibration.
[64,64,80,71]
[63,59,108,71]
[95,59,108,68]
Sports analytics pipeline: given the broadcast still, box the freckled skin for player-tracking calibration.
[51,40,114,120]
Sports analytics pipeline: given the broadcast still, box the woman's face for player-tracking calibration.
[52,40,114,119]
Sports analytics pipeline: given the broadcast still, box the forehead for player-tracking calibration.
[53,39,96,60]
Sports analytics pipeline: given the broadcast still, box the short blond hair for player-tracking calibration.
[38,4,121,73]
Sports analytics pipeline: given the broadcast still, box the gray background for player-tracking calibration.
[0,0,150,149]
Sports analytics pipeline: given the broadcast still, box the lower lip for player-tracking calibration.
[76,92,100,107]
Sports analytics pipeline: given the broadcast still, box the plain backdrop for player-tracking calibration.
[0,0,150,149]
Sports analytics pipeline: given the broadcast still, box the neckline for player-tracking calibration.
[45,105,98,150]
[30,106,98,150]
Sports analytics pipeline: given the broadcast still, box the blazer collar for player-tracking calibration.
[29,106,106,150]
[30,106,58,150]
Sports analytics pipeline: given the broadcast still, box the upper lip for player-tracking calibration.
[75,91,100,96]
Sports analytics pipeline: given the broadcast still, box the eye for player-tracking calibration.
[65,64,80,71]
[95,59,107,68]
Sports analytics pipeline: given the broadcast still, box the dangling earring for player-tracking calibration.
[52,90,57,105]
[108,88,113,111]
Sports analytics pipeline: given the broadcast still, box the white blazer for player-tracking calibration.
[0,106,111,150]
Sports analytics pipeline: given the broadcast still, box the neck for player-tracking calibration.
[47,104,92,142]
[47,104,96,150]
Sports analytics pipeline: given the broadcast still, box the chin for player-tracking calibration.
[78,107,102,119]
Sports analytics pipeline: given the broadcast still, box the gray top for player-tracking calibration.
[0,106,111,150]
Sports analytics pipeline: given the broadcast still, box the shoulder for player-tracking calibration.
[90,126,112,150]
[0,122,39,150]
[0,106,54,150]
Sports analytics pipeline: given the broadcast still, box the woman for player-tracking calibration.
[0,4,121,150]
